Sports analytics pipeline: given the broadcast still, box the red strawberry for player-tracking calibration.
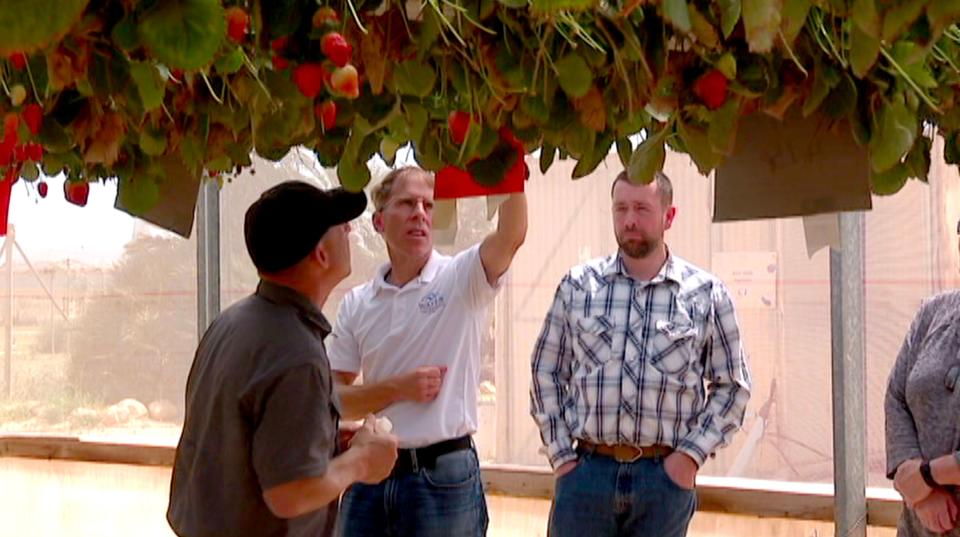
[315,100,337,131]
[22,104,42,136]
[321,32,353,68]
[292,63,328,99]
[271,36,289,53]
[64,181,90,207]
[448,111,472,145]
[37,181,47,198]
[13,144,26,162]
[329,65,359,99]
[692,69,728,110]
[9,53,26,70]
[272,56,290,71]
[225,7,249,44]
[312,7,340,28]
[26,142,42,162]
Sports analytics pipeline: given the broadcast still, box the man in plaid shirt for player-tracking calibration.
[530,170,752,537]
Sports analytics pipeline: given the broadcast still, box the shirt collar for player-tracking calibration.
[602,249,684,286]
[373,250,442,293]
[256,280,331,336]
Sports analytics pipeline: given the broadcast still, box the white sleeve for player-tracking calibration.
[454,244,503,309]
[326,291,361,374]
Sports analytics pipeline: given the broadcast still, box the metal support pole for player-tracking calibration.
[196,180,221,340]
[830,212,867,537]
[3,225,12,399]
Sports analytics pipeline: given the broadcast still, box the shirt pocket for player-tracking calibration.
[648,309,698,376]
[575,314,615,369]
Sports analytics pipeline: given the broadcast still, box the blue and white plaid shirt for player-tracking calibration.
[530,252,752,469]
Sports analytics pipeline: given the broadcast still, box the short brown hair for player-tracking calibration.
[611,170,673,207]
[371,167,435,211]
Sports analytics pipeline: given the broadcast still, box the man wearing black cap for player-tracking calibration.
[167,181,398,537]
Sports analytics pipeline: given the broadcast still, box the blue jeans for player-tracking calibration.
[337,447,488,537]
[548,452,697,537]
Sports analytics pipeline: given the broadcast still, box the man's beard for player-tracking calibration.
[617,234,659,259]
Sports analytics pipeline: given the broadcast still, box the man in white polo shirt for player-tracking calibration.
[328,165,527,536]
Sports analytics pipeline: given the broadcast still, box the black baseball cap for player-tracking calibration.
[244,181,367,273]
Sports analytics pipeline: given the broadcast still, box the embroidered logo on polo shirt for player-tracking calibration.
[418,291,445,314]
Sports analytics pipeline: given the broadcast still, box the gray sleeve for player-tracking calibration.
[884,303,929,480]
[251,363,337,490]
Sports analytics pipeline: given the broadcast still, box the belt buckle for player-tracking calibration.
[614,445,643,463]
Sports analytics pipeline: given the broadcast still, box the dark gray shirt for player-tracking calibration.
[885,290,960,537]
[168,281,340,537]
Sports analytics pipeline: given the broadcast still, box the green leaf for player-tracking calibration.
[521,96,550,124]
[540,143,556,174]
[821,73,857,120]
[111,14,140,51]
[418,9,442,60]
[530,0,594,13]
[716,53,737,80]
[719,0,742,39]
[928,0,960,36]
[678,120,722,174]
[891,41,938,89]
[139,129,168,156]
[852,0,880,36]
[214,47,244,75]
[406,104,429,144]
[118,175,161,215]
[628,128,668,184]
[20,162,39,182]
[572,133,614,179]
[905,135,932,182]
[742,0,782,53]
[498,0,528,7]
[663,0,692,33]
[338,154,371,191]
[689,5,720,48]
[138,0,225,70]
[555,54,593,99]
[0,0,87,55]
[881,0,926,43]
[468,141,518,186]
[869,99,918,172]
[945,132,960,165]
[129,62,165,112]
[870,163,909,195]
[564,125,596,159]
[780,0,810,44]
[708,98,740,155]
[392,61,437,98]
[850,25,881,78]
[803,61,841,116]
[616,137,633,168]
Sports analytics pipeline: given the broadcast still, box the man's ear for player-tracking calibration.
[372,211,384,233]
[312,240,330,269]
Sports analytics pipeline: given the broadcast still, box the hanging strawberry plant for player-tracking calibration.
[0,0,958,218]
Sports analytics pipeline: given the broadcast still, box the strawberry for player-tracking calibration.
[448,111,472,145]
[64,181,90,207]
[37,181,48,198]
[315,100,337,131]
[22,103,42,136]
[321,32,353,68]
[270,36,289,53]
[692,69,728,110]
[292,63,328,99]
[272,56,290,71]
[13,144,26,162]
[225,7,249,44]
[9,53,26,70]
[312,7,340,28]
[26,142,42,162]
[329,65,359,99]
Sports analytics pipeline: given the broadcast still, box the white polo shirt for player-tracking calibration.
[328,245,501,448]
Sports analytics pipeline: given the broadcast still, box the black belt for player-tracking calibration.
[392,436,472,475]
